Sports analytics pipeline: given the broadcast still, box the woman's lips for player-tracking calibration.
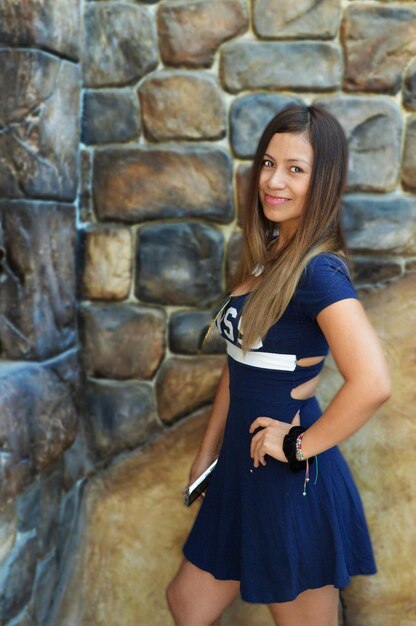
[264,194,291,205]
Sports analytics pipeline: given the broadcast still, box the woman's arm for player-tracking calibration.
[249,297,391,466]
[197,360,230,457]
[299,297,391,458]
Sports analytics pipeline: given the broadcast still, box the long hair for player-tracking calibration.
[229,103,350,353]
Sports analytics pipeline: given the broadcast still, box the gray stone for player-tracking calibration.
[157,0,248,68]
[0,362,77,500]
[402,116,416,192]
[16,478,41,533]
[44,349,82,404]
[139,71,226,141]
[342,4,416,94]
[405,258,416,273]
[83,3,158,87]
[169,311,227,355]
[220,41,342,93]
[80,304,166,380]
[230,93,304,158]
[136,222,224,307]
[79,149,94,223]
[0,530,37,624]
[235,163,253,228]
[37,462,63,559]
[156,356,225,423]
[0,0,80,61]
[82,89,141,145]
[93,146,234,224]
[81,226,133,301]
[57,483,81,565]
[85,380,162,460]
[314,96,402,192]
[253,0,341,40]
[226,230,244,289]
[0,202,77,360]
[0,500,17,565]
[403,59,416,111]
[0,50,80,200]
[343,194,416,255]
[32,550,58,625]
[63,428,94,491]
[5,606,35,626]
[350,256,402,287]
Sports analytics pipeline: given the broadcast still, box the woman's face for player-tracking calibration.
[258,131,313,238]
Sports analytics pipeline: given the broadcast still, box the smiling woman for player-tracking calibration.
[166,104,391,626]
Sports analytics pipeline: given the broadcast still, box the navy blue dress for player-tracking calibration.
[182,252,377,603]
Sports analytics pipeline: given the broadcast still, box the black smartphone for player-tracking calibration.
[183,459,218,506]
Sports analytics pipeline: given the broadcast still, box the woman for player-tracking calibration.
[166,104,391,626]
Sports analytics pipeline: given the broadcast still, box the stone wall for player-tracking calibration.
[0,2,89,625]
[0,0,415,624]
[76,1,416,625]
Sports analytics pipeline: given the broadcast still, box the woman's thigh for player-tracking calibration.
[267,585,339,626]
[166,557,240,626]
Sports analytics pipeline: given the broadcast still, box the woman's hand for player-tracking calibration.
[184,450,218,504]
[249,411,300,468]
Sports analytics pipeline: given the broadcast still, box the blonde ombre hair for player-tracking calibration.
[229,104,352,354]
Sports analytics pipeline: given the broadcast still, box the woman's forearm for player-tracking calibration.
[198,361,230,457]
[301,377,391,459]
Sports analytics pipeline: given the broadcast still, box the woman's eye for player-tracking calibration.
[262,159,273,167]
[290,166,303,173]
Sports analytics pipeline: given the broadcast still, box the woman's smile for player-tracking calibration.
[264,194,291,205]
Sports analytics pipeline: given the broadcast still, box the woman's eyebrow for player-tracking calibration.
[263,153,310,165]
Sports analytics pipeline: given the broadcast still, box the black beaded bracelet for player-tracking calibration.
[283,426,315,472]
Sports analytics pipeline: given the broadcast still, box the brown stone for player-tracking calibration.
[0,202,77,361]
[220,41,342,93]
[0,50,80,201]
[0,362,77,500]
[81,227,132,301]
[342,4,416,94]
[79,149,94,224]
[403,58,416,111]
[157,0,248,68]
[93,147,234,224]
[317,275,416,625]
[235,162,254,228]
[0,501,17,565]
[253,0,341,40]
[51,407,276,626]
[226,230,244,290]
[350,256,402,287]
[0,0,80,61]
[314,96,402,192]
[80,304,165,380]
[139,71,226,141]
[402,116,416,192]
[156,356,225,423]
[83,3,158,87]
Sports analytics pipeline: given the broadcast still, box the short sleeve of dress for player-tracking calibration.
[298,253,359,320]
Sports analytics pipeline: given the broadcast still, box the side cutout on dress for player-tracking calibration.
[290,374,321,400]
[296,356,325,367]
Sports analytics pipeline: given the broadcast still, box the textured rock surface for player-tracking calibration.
[403,58,416,111]
[351,257,402,288]
[315,96,402,192]
[342,4,416,94]
[0,0,80,60]
[0,530,37,624]
[83,3,158,87]
[136,222,224,307]
[155,356,225,423]
[80,303,165,380]
[401,116,416,192]
[318,275,416,626]
[85,380,162,461]
[0,49,80,200]
[235,162,254,228]
[169,311,227,355]
[82,90,141,145]
[93,147,234,223]
[81,226,132,301]
[0,202,77,360]
[157,0,248,68]
[226,230,244,288]
[53,407,276,626]
[139,71,226,141]
[343,194,416,255]
[230,93,304,158]
[253,0,341,39]
[220,41,342,93]
[0,363,77,500]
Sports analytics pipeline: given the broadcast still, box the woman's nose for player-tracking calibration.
[267,169,287,189]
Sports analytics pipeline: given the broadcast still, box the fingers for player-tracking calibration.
[249,416,275,433]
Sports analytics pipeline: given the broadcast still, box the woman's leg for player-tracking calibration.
[267,585,339,626]
[166,557,240,626]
